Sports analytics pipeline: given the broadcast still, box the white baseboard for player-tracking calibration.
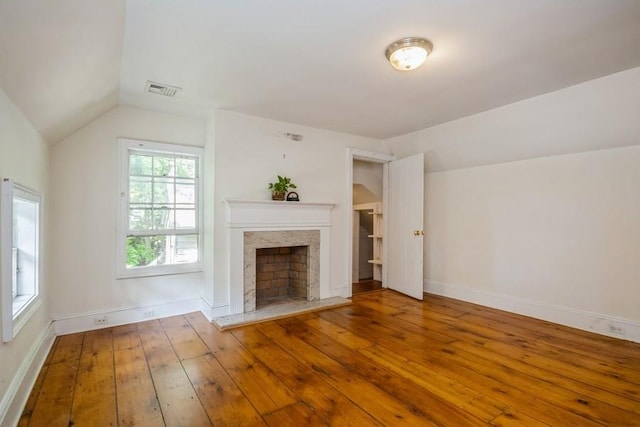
[425,280,640,343]
[53,298,206,335]
[0,321,56,427]
[200,301,230,322]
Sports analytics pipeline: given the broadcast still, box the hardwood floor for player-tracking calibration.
[352,279,383,294]
[20,291,640,426]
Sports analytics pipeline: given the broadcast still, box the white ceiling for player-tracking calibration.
[0,0,125,144]
[1,0,640,144]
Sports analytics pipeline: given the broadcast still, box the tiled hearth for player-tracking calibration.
[213,296,351,330]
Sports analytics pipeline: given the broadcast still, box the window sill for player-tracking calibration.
[116,262,203,279]
[13,294,34,314]
[5,296,41,342]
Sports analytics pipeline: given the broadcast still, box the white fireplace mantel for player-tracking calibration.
[225,199,335,228]
[224,199,336,315]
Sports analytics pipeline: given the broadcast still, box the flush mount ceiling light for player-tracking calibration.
[385,37,433,71]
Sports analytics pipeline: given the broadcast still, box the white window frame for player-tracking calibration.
[1,179,42,342]
[117,138,204,279]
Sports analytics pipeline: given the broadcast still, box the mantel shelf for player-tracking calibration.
[225,199,336,209]
[225,199,336,229]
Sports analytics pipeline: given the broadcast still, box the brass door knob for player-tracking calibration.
[413,230,424,236]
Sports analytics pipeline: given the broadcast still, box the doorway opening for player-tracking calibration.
[345,148,425,300]
[348,153,392,296]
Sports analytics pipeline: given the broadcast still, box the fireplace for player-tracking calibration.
[225,200,334,315]
[243,230,320,312]
[255,246,308,308]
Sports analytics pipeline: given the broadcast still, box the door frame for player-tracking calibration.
[344,148,395,297]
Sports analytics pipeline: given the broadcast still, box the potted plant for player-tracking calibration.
[268,175,297,201]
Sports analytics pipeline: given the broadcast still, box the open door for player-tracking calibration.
[387,153,424,300]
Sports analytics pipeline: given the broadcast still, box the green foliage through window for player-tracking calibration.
[127,236,164,267]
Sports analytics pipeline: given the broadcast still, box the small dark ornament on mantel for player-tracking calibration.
[286,191,300,202]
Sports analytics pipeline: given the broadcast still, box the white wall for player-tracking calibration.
[0,89,51,424]
[384,67,640,339]
[210,111,387,308]
[353,160,383,199]
[426,146,640,321]
[49,106,208,320]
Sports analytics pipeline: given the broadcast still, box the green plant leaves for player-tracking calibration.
[268,175,297,192]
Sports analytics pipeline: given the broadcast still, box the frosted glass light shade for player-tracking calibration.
[385,37,433,71]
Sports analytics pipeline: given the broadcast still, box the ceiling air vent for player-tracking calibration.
[145,81,181,97]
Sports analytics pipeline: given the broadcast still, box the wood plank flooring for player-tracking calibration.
[352,280,383,295]
[20,290,640,426]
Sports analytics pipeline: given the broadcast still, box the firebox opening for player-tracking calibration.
[255,246,308,309]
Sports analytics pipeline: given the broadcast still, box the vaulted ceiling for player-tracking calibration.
[1,0,640,144]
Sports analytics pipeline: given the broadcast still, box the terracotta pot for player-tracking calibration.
[271,191,286,201]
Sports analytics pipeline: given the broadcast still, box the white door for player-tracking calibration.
[387,153,424,300]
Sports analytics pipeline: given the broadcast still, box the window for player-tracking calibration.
[1,179,41,342]
[118,139,203,278]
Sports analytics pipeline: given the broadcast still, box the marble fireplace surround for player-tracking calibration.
[225,200,335,315]
[244,230,320,312]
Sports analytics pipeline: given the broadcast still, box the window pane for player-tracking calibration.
[129,207,153,231]
[175,209,196,229]
[175,183,195,204]
[153,156,174,177]
[126,235,166,267]
[13,197,38,305]
[126,234,198,268]
[152,208,174,230]
[130,177,152,203]
[130,154,152,176]
[153,177,174,205]
[176,157,196,178]
[174,235,198,263]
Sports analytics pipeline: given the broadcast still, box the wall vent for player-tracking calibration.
[285,132,304,142]
[145,81,181,97]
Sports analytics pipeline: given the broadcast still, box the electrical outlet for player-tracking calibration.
[608,323,625,335]
[94,316,107,325]
[143,309,154,318]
